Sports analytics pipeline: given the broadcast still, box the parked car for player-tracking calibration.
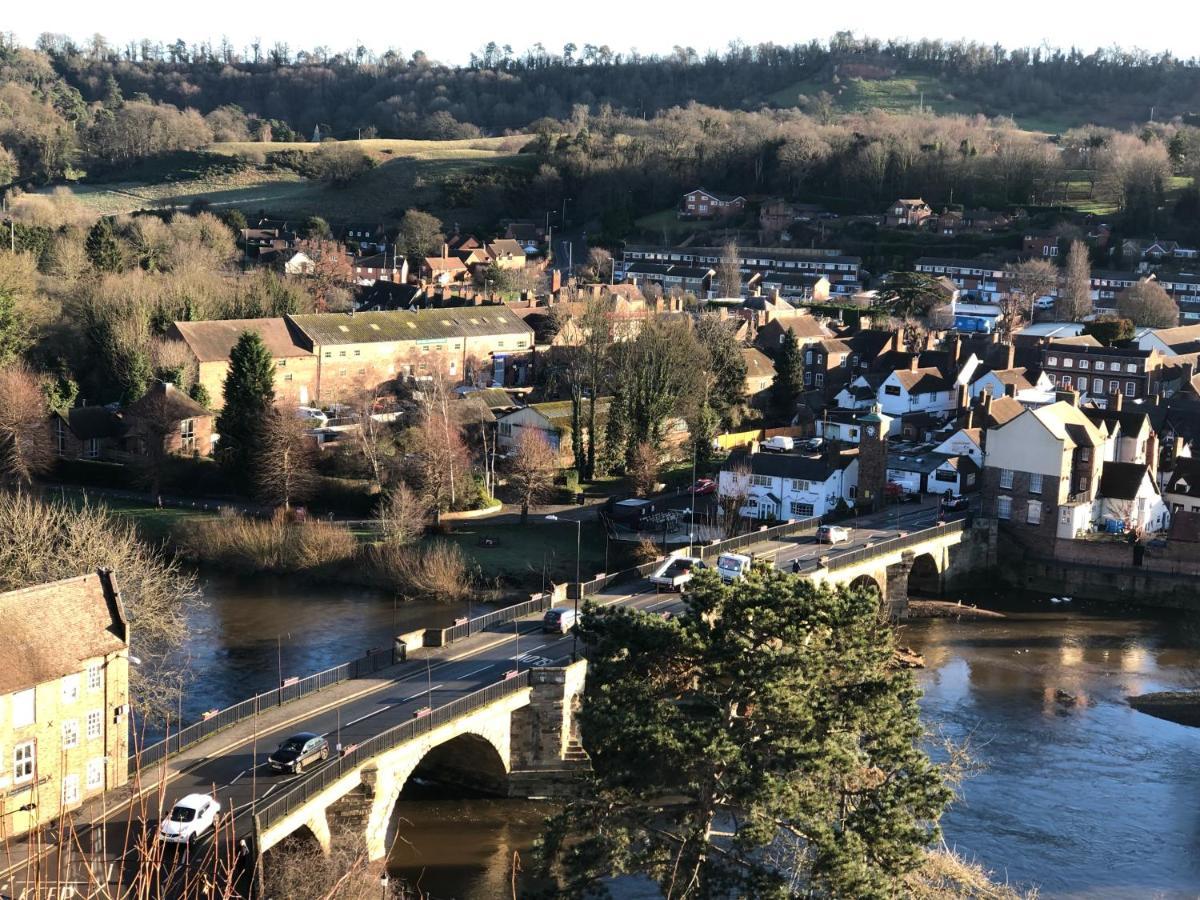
[543,607,577,634]
[689,478,717,495]
[761,436,794,453]
[816,525,851,544]
[160,794,221,845]
[715,552,752,582]
[296,406,329,427]
[1034,296,1056,310]
[803,437,825,452]
[940,494,970,512]
[268,732,329,774]
[650,556,705,591]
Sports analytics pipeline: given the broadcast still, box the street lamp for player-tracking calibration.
[545,514,581,661]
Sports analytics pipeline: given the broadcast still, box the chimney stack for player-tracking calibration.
[1183,361,1195,389]
[1110,390,1123,411]
[956,382,969,411]
[1005,343,1016,370]
[1005,382,1018,398]
[950,334,962,367]
[442,243,448,259]
[910,355,920,372]
[981,389,994,420]
[1054,387,1078,407]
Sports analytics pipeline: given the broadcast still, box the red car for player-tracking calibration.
[689,478,717,495]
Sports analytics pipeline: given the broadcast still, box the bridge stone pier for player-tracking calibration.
[256,661,588,861]
[804,519,994,619]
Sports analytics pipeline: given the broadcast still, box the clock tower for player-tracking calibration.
[856,404,891,513]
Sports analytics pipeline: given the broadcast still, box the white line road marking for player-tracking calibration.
[402,684,443,703]
[459,665,492,678]
[262,784,278,798]
[511,642,548,658]
[228,769,247,785]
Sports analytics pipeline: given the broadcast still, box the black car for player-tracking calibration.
[268,732,329,774]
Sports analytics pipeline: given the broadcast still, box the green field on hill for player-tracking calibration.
[44,136,532,224]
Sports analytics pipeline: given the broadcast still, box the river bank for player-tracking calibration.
[1127,690,1200,728]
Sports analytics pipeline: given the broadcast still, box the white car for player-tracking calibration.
[160,793,221,845]
[815,525,851,545]
[296,406,329,427]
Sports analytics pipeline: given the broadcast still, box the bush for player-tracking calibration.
[52,458,136,489]
[563,468,580,492]
[307,475,376,517]
[175,510,357,573]
[370,539,473,601]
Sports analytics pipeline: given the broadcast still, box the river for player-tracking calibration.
[182,577,1200,898]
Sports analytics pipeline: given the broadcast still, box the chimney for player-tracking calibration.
[909,356,920,372]
[442,243,448,259]
[949,334,962,367]
[956,383,969,411]
[990,330,1001,345]
[1109,390,1123,411]
[981,389,994,420]
[1054,387,1077,407]
[963,407,975,430]
[1183,361,1195,389]
[1005,382,1018,398]
[1005,343,1016,370]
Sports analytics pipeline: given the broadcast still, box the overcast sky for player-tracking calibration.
[8,0,1200,63]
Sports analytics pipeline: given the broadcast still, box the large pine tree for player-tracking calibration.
[542,568,951,898]
[770,328,804,421]
[216,331,276,478]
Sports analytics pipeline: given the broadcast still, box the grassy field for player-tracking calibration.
[53,489,219,543]
[439,519,628,585]
[45,136,533,223]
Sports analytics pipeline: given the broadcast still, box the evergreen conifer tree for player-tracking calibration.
[216,331,276,477]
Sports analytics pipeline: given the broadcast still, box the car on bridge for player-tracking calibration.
[543,607,577,634]
[159,793,221,845]
[268,732,330,774]
[816,525,851,544]
[940,494,970,512]
[650,555,705,591]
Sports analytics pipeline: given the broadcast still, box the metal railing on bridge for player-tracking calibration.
[253,672,532,832]
[818,519,967,572]
[439,594,554,643]
[134,647,396,774]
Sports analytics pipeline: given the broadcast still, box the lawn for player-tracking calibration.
[436,519,629,586]
[52,488,219,544]
[43,136,535,224]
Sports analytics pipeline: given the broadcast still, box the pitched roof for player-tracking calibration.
[424,255,468,273]
[124,381,211,422]
[1030,401,1108,449]
[984,395,1025,427]
[1099,461,1153,500]
[1147,324,1200,353]
[520,397,613,429]
[59,406,123,440]
[1165,457,1200,499]
[891,367,950,394]
[172,318,311,363]
[976,367,1036,392]
[742,347,775,380]
[0,571,127,694]
[288,308,534,345]
[726,448,854,480]
[485,239,525,259]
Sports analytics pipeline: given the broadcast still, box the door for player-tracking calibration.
[299,386,309,406]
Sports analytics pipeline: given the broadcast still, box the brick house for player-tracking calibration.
[170,318,319,410]
[51,407,124,461]
[121,382,215,458]
[884,198,932,227]
[1023,232,1060,258]
[0,571,130,837]
[1040,341,1166,405]
[679,188,746,220]
[351,251,408,286]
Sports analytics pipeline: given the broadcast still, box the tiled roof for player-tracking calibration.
[726,448,854,480]
[288,308,534,345]
[892,367,950,394]
[59,406,123,440]
[1099,461,1152,500]
[124,382,210,422]
[1166,458,1200,499]
[173,318,311,363]
[0,572,126,694]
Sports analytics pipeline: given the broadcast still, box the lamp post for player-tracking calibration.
[545,514,581,661]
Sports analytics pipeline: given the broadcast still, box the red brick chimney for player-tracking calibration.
[909,355,920,372]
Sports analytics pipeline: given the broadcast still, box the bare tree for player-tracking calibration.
[629,441,660,498]
[256,410,317,510]
[408,372,471,526]
[377,482,427,545]
[1003,259,1057,337]
[0,364,54,485]
[717,240,741,298]
[1060,240,1093,322]
[293,238,353,312]
[347,389,398,489]
[507,429,557,524]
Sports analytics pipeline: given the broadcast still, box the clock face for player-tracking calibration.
[866,425,877,437]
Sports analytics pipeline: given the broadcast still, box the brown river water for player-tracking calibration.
[183,575,1200,898]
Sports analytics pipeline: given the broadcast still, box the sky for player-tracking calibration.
[8,0,1200,64]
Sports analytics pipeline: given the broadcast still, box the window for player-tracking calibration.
[1078,359,1089,370]
[13,742,34,784]
[499,423,512,437]
[339,351,346,357]
[61,674,80,704]
[1110,380,1120,394]
[790,502,814,517]
[999,468,1014,489]
[283,373,293,382]
[357,368,366,375]
[884,385,901,396]
[1062,358,1073,368]
[62,719,79,749]
[1095,361,1106,372]
[1126,363,1137,373]
[339,369,347,377]
[324,352,331,359]
[1029,472,1043,494]
[805,350,813,363]
[1093,378,1104,393]
[1061,375,1072,388]
[1079,475,1090,491]
[86,758,104,791]
[12,689,34,728]
[815,373,825,387]
[1047,356,1058,365]
[1125,382,1136,397]
[749,474,773,487]
[87,664,102,691]
[84,439,101,459]
[997,496,1012,519]
[180,418,195,453]
[86,709,102,741]
[63,774,80,806]
[1080,447,1091,462]
[56,420,67,456]
[804,373,812,385]
[1027,500,1042,525]
[354,350,361,357]
[791,479,810,491]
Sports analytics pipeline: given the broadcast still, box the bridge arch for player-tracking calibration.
[907,552,942,597]
[848,573,883,598]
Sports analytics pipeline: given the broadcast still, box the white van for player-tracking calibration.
[542,607,577,634]
[761,436,794,452]
[716,552,752,582]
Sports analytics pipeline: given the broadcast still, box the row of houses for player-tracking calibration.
[619,245,863,298]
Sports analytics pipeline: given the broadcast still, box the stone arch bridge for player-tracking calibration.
[253,663,587,861]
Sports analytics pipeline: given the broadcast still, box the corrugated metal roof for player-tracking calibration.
[288,308,534,346]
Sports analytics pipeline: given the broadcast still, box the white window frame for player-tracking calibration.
[87,664,102,692]
[1110,380,1120,394]
[1027,500,1042,525]
[1125,382,1136,397]
[1095,361,1106,372]
[997,496,1012,519]
[62,719,79,749]
[13,742,34,784]
[999,468,1014,489]
[61,674,80,704]
[1093,378,1104,394]
[1029,472,1043,494]
[86,758,105,791]
[1126,363,1137,373]
[12,688,34,728]
[789,501,815,517]
[749,474,773,487]
[62,774,80,806]
[86,709,102,741]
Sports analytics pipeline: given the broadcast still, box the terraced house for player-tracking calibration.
[286,307,535,402]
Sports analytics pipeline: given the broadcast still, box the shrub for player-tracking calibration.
[176,510,357,573]
[371,539,473,601]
